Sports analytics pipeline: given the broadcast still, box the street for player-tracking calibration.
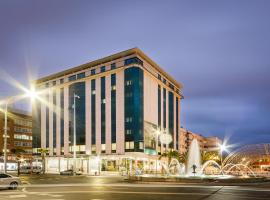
[1,175,270,200]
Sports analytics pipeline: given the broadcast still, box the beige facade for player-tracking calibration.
[179,127,221,154]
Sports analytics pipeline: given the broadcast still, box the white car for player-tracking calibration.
[0,173,21,190]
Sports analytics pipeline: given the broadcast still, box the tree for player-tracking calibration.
[10,148,26,176]
[37,148,49,174]
[201,151,220,164]
[159,150,180,164]
[179,152,188,165]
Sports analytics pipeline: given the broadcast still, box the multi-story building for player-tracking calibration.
[32,48,183,174]
[179,127,221,154]
[0,108,32,170]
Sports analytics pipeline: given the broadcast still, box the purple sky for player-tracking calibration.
[0,0,270,146]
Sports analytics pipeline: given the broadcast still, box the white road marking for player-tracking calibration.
[8,194,27,198]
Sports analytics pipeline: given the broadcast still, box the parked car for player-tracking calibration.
[0,173,21,190]
[60,169,83,175]
[60,169,73,175]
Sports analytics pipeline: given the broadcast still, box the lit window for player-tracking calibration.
[112,143,116,151]
[102,99,106,104]
[111,85,116,90]
[91,90,96,95]
[101,144,106,151]
[139,142,144,150]
[126,80,132,85]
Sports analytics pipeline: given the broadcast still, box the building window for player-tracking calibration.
[125,141,134,149]
[168,91,174,149]
[77,72,85,79]
[124,57,143,66]
[101,77,106,145]
[126,80,132,86]
[68,75,76,82]
[124,67,144,152]
[111,74,116,144]
[60,78,64,84]
[111,63,116,70]
[69,82,86,146]
[158,74,161,80]
[52,81,56,86]
[91,79,96,145]
[100,66,106,72]
[169,83,174,90]
[163,88,166,128]
[112,143,116,151]
[163,78,167,84]
[91,69,95,75]
[158,85,161,127]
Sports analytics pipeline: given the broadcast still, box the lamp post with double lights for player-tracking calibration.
[73,93,80,175]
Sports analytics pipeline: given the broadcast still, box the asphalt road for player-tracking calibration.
[1,174,270,200]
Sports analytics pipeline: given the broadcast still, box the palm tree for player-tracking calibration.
[201,151,220,164]
[37,148,49,174]
[10,148,26,176]
[179,152,188,165]
[159,150,180,164]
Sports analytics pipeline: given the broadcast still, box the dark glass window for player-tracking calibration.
[100,66,106,72]
[52,81,56,86]
[124,67,144,152]
[91,79,96,145]
[101,77,106,146]
[69,82,86,150]
[158,85,161,127]
[32,99,41,150]
[111,63,116,70]
[163,78,167,84]
[91,69,96,75]
[124,57,143,66]
[69,75,76,82]
[163,88,166,128]
[158,74,161,80]
[111,74,116,144]
[60,88,64,151]
[169,83,174,90]
[60,78,64,84]
[176,97,179,150]
[168,91,174,148]
[77,72,85,79]
[46,94,49,148]
[53,91,56,152]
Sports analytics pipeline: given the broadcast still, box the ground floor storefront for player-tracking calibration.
[40,152,165,175]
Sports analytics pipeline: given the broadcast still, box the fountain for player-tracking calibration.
[187,139,202,176]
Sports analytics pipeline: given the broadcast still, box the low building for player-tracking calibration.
[179,127,221,154]
[0,108,32,171]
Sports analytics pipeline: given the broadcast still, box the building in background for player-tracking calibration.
[0,108,32,171]
[32,48,183,174]
[179,127,221,154]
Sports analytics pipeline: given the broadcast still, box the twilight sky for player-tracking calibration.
[0,0,270,146]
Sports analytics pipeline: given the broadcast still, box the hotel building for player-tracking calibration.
[32,48,183,174]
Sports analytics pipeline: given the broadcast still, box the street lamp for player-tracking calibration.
[73,93,80,175]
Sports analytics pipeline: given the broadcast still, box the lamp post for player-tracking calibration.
[73,93,80,175]
[1,88,38,174]
[3,101,8,173]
